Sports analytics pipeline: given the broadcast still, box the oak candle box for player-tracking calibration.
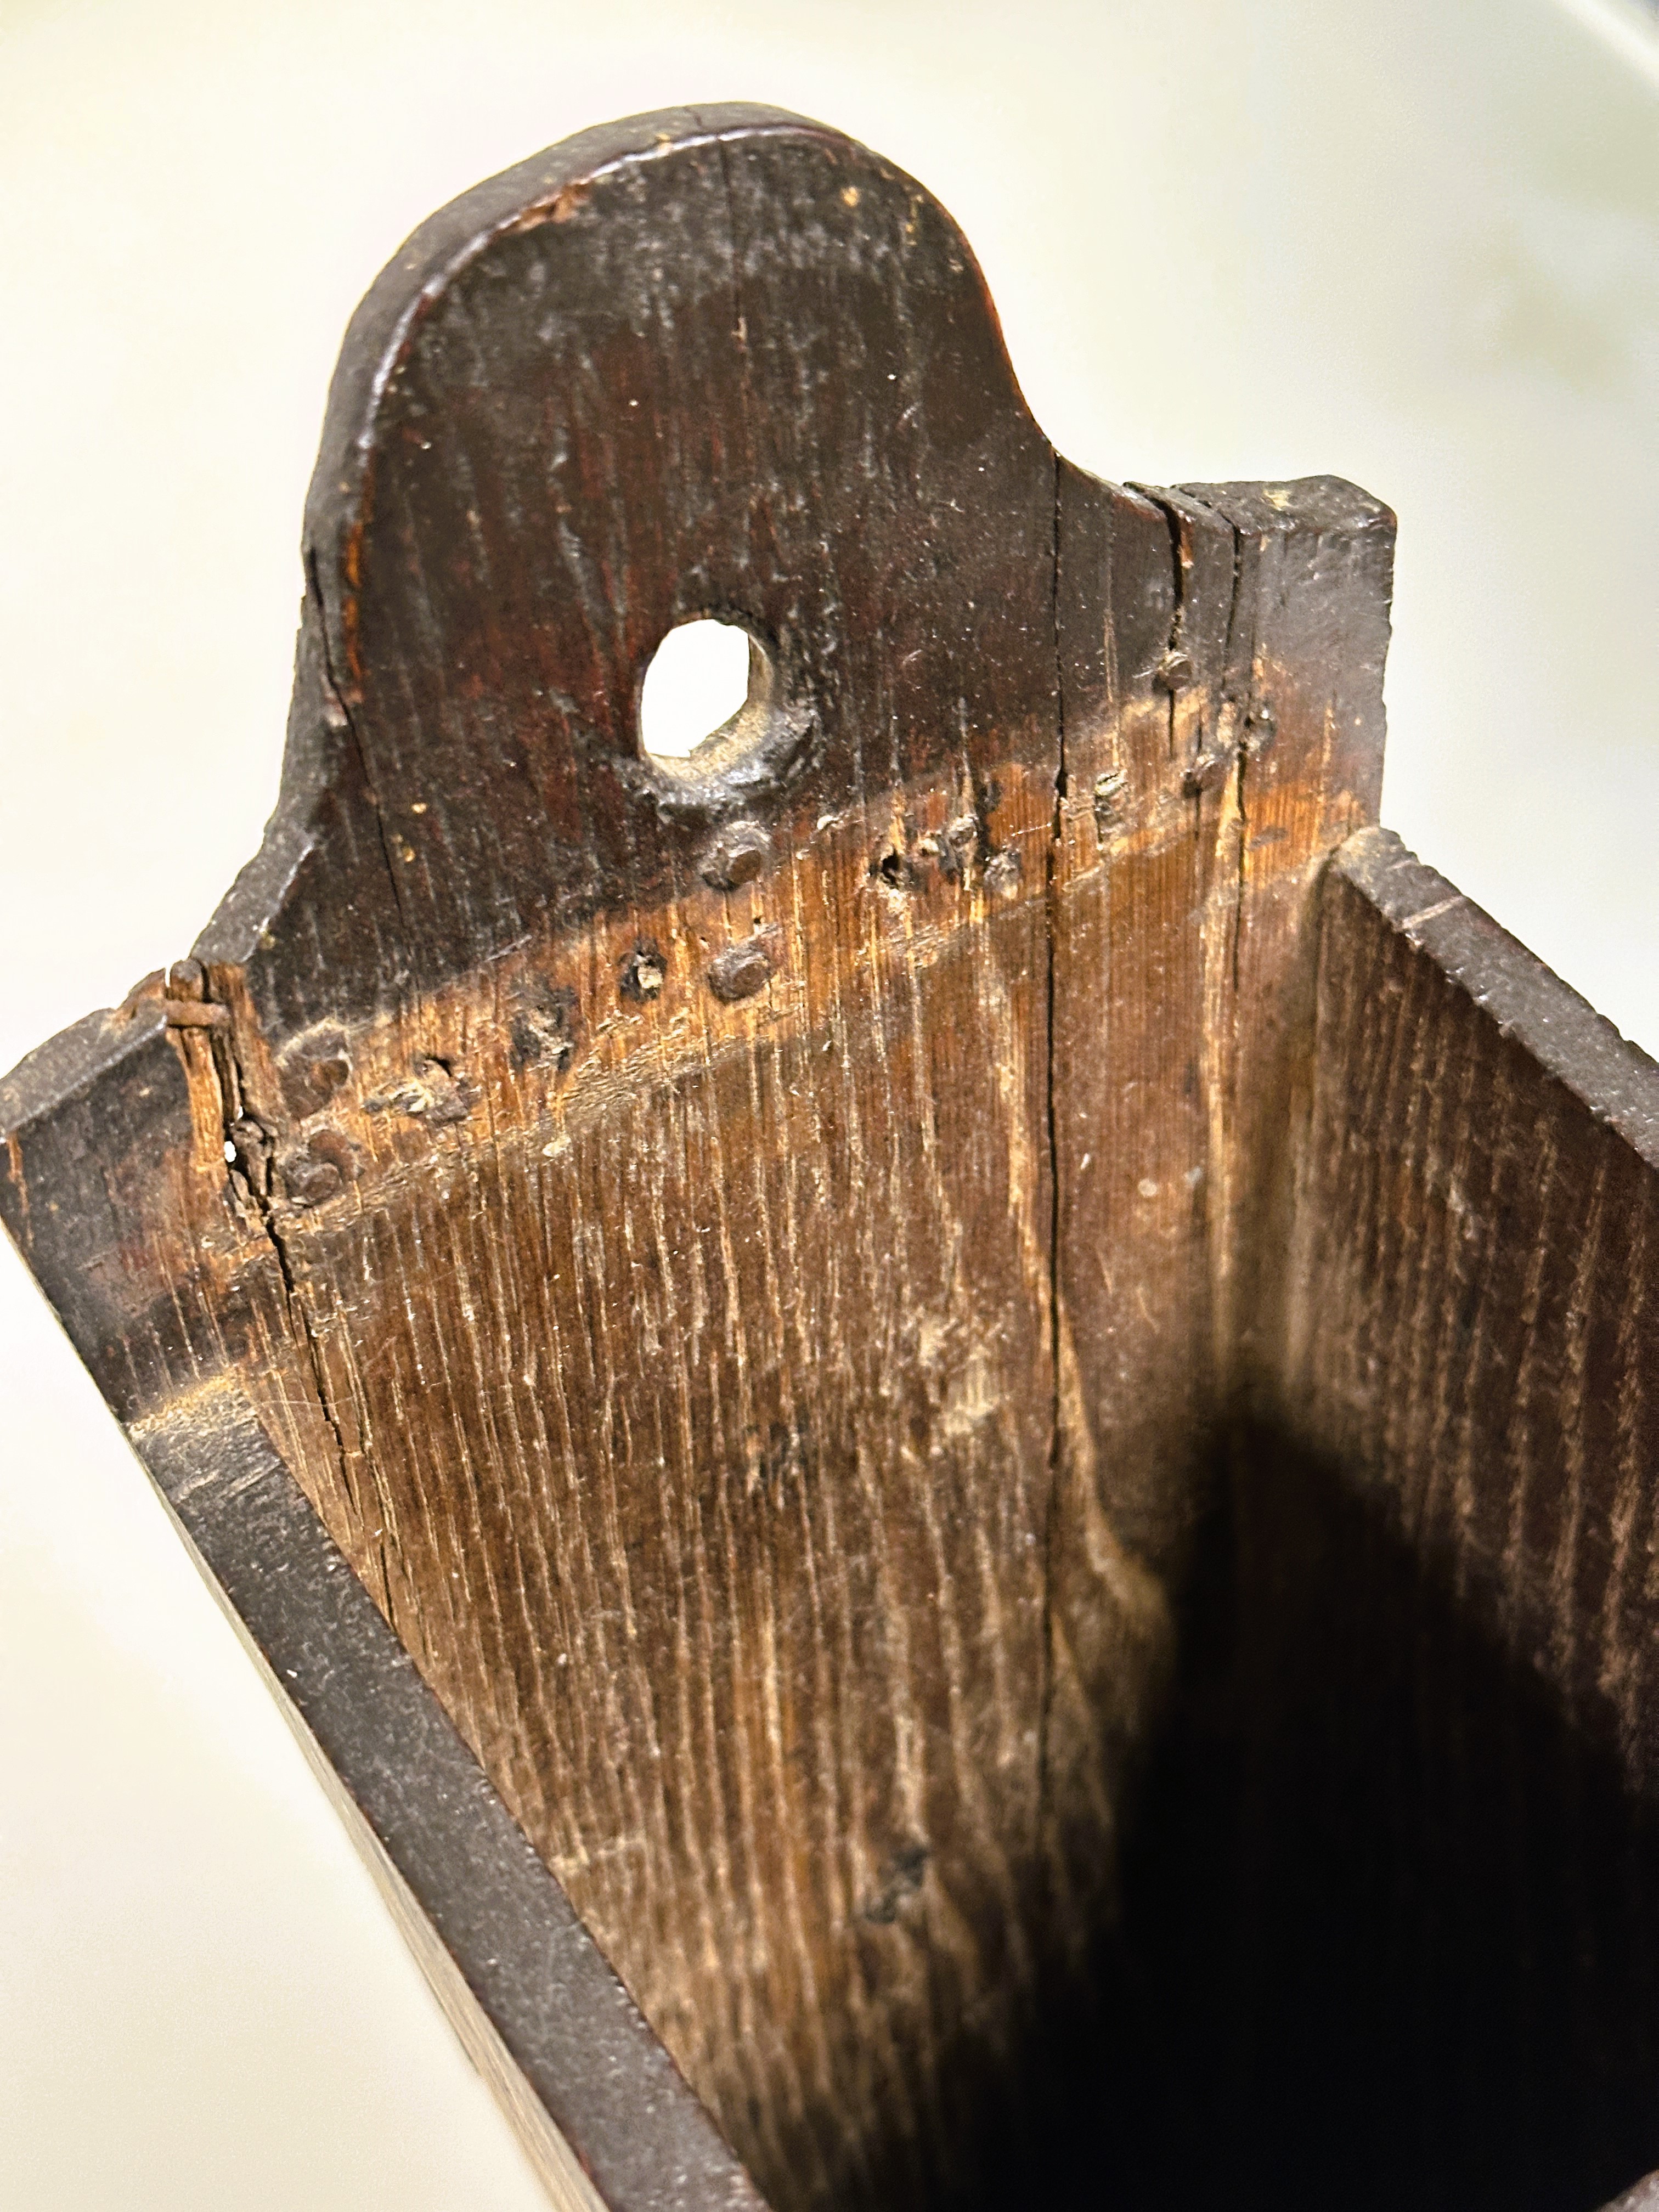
[4,104,1657,2212]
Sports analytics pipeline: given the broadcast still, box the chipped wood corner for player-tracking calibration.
[7,98,1657,2212]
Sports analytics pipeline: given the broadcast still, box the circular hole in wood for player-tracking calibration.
[639,617,759,765]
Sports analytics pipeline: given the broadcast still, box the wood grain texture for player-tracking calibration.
[1045,470,1391,1932]
[137,1381,759,2212]
[1277,830,1659,2209]
[1111,829,1659,2211]
[0,106,1400,2211]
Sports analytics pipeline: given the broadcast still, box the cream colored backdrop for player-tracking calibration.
[2,2,1656,2204]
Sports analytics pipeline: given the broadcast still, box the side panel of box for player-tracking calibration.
[1217,828,1659,2209]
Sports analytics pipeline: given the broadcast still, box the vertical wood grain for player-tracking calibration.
[1133,829,1659,2212]
[0,106,1405,2212]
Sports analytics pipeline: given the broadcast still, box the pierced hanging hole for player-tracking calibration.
[639,617,766,768]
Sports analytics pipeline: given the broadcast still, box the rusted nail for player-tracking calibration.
[1093,770,1127,830]
[699,821,770,893]
[1247,703,1278,752]
[510,981,579,1075]
[366,1057,470,1126]
[278,1127,359,1208]
[707,940,773,1003]
[1181,749,1233,798]
[160,956,227,1026]
[1155,648,1197,693]
[620,943,665,1001]
[282,1154,343,1206]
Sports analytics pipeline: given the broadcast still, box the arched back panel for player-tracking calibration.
[2,106,1397,2212]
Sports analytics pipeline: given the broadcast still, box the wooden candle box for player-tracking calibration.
[4,105,1657,2212]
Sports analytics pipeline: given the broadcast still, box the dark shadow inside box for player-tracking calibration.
[865,1429,1659,2212]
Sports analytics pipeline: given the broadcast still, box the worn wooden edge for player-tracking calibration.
[302,101,847,591]
[197,98,1053,1037]
[1333,827,1659,1170]
[126,1378,764,2212]
[199,103,827,977]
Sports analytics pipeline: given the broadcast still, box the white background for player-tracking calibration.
[2,2,1656,2204]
